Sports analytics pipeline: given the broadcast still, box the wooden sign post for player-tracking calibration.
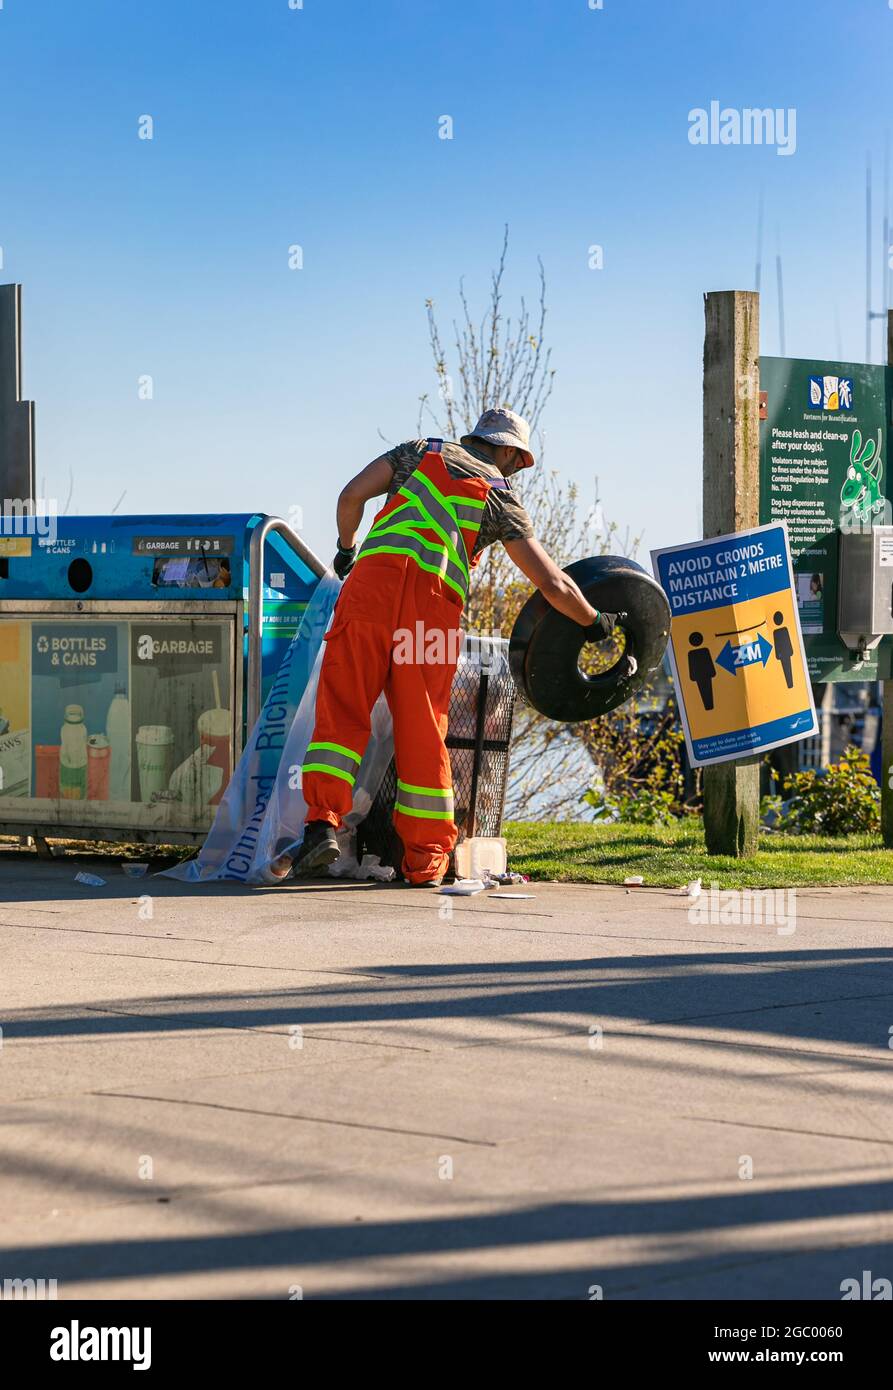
[701,290,761,857]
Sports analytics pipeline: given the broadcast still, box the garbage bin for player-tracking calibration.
[357,634,515,874]
[0,512,325,844]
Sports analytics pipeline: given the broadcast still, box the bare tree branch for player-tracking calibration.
[422,231,642,820]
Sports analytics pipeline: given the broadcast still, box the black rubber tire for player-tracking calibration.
[509,555,671,722]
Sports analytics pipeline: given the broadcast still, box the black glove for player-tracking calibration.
[587,610,624,641]
[333,543,356,579]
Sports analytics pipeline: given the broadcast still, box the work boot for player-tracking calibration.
[292,821,340,878]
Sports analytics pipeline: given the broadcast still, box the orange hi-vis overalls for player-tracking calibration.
[302,439,494,883]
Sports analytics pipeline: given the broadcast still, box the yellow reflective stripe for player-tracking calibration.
[307,740,361,764]
[302,763,355,785]
[453,509,485,529]
[397,484,462,563]
[365,530,467,595]
[372,519,453,561]
[394,801,455,822]
[399,479,469,579]
[396,780,455,817]
[302,741,360,783]
[371,493,470,579]
[447,497,487,529]
[369,498,414,536]
[357,458,490,601]
[410,466,457,519]
[367,533,467,594]
[355,544,466,600]
[397,780,453,796]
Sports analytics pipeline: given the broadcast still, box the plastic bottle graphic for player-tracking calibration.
[59,705,88,800]
[106,684,132,802]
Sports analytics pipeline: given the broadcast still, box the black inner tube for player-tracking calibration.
[509,556,671,722]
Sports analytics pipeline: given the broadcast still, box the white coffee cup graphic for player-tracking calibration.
[135,724,175,803]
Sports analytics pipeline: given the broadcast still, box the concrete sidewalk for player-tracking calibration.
[1,851,891,1300]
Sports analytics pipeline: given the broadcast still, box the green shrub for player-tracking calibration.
[606,786,680,826]
[582,714,686,826]
[774,747,880,835]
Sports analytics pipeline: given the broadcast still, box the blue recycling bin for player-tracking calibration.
[0,512,325,844]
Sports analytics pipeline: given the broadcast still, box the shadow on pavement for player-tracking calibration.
[2,1188,890,1300]
[4,947,893,1051]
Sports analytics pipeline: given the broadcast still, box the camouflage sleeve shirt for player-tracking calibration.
[381,438,534,563]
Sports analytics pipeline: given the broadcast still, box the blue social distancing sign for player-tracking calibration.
[651,522,817,767]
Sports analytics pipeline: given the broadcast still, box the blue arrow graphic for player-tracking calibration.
[755,633,772,666]
[717,633,772,675]
[716,640,737,676]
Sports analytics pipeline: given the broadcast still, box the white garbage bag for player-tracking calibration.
[163,573,394,885]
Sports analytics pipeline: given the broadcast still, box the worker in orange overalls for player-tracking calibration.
[279,409,615,886]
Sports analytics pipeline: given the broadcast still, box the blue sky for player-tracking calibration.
[1,0,891,562]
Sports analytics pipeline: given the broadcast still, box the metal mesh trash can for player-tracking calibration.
[357,635,515,874]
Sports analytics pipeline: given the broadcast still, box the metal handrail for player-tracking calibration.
[247,516,327,730]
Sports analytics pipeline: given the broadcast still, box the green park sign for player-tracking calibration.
[759,355,893,682]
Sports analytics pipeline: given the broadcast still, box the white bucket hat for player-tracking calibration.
[461,407,535,468]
